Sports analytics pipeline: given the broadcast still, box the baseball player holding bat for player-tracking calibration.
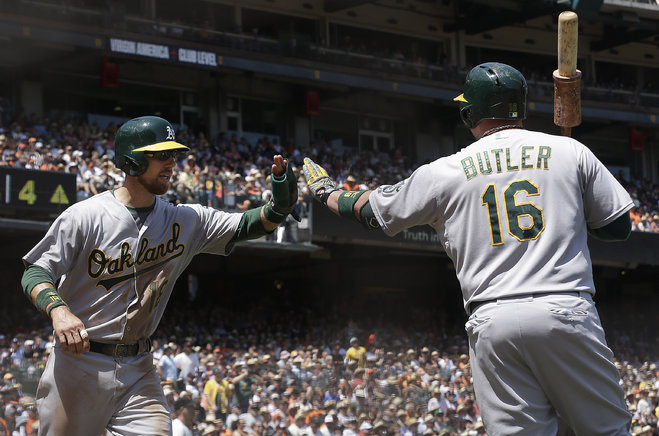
[304,63,633,434]
[20,115,299,435]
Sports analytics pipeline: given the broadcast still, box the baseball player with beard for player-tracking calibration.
[304,63,633,434]
[20,115,299,436]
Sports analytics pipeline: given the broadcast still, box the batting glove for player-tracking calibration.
[303,157,340,205]
[266,161,301,223]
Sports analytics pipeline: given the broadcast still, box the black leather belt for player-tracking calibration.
[89,338,152,358]
[468,291,587,315]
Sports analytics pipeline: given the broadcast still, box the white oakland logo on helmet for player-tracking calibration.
[166,125,175,140]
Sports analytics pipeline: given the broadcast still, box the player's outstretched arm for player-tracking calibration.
[230,155,300,243]
[303,157,380,230]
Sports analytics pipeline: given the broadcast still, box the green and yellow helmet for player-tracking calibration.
[113,116,189,176]
[454,62,527,129]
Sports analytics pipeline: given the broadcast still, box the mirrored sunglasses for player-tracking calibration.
[144,150,188,161]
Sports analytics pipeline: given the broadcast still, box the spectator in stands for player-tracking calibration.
[650,214,659,232]
[343,176,360,192]
[234,417,250,436]
[345,337,366,372]
[176,341,200,381]
[159,342,179,382]
[173,397,196,436]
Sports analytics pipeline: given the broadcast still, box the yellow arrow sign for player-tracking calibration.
[50,185,70,205]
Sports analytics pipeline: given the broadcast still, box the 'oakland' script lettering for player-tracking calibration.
[88,223,184,279]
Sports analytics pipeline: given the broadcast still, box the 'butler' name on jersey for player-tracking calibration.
[461,146,552,180]
[88,222,184,292]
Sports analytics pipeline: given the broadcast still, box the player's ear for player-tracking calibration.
[125,156,148,177]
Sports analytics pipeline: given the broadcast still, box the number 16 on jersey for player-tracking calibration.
[481,179,545,246]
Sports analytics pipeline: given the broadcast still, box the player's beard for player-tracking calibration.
[138,173,170,196]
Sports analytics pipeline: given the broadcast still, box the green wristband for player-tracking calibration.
[337,190,366,221]
[271,171,291,209]
[263,201,287,224]
[35,288,68,316]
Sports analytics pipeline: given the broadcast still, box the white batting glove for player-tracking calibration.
[302,157,340,205]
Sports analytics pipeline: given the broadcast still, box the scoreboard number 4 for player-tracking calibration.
[481,179,545,245]
[13,177,70,205]
[18,179,37,204]
[2,169,75,214]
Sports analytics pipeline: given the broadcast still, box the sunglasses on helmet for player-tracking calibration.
[143,150,188,161]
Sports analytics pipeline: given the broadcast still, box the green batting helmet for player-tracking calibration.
[454,62,527,129]
[113,116,189,176]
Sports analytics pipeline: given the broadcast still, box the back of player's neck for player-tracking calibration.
[474,120,523,139]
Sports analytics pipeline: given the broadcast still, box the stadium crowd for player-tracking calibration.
[0,114,657,234]
[0,111,657,434]
[1,295,658,436]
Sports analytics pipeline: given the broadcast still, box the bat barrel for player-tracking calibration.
[558,11,579,77]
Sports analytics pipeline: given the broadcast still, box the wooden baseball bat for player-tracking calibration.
[554,11,582,137]
[558,11,578,78]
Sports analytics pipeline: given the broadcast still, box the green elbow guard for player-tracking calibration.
[359,202,380,230]
[588,213,631,241]
[21,264,56,299]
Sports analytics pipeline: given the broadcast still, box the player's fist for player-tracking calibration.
[51,306,90,355]
[302,157,339,205]
[271,155,287,178]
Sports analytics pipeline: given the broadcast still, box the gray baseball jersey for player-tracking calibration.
[369,128,633,310]
[24,190,241,342]
[369,128,633,433]
[23,190,242,435]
